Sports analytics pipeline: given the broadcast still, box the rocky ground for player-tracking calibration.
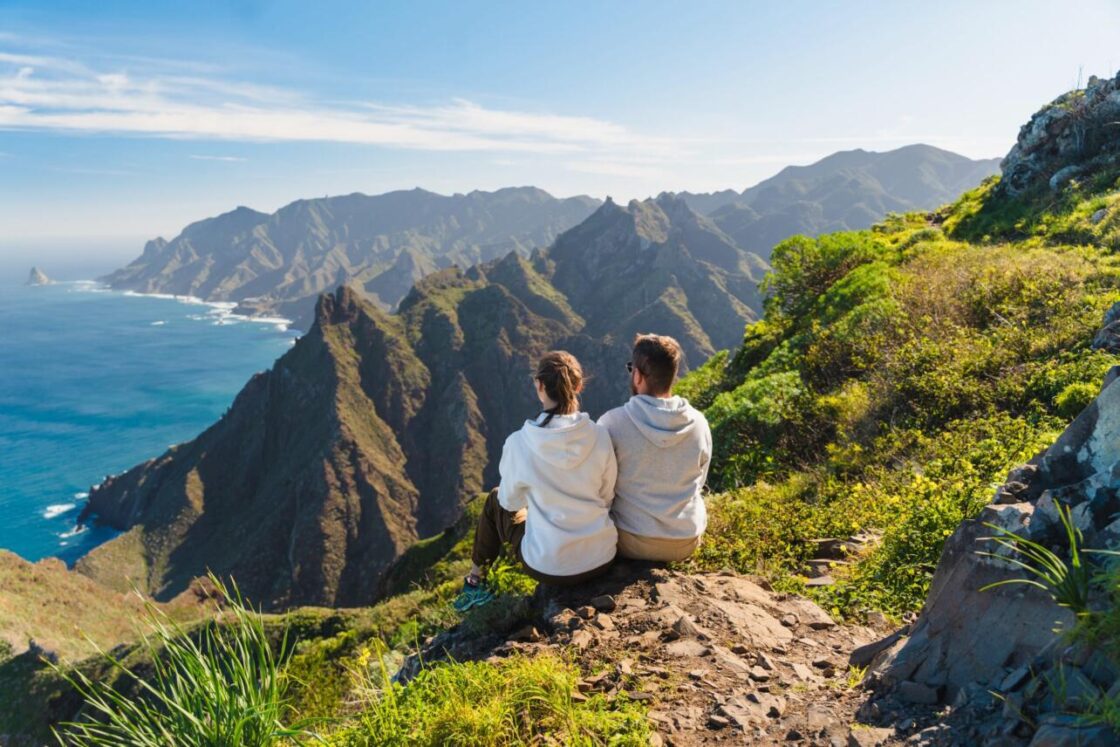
[400,561,914,746]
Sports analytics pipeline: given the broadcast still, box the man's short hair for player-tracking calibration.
[632,333,683,395]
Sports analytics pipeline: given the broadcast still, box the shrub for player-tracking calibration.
[1055,381,1099,418]
[675,350,729,410]
[763,232,887,320]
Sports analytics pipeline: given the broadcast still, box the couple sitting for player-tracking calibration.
[455,333,711,610]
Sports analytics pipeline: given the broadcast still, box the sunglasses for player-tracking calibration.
[626,361,640,374]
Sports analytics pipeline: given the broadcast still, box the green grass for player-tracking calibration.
[283,494,539,722]
[52,576,312,747]
[328,650,650,746]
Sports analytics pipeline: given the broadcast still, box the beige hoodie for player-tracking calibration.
[598,395,711,540]
[497,412,618,576]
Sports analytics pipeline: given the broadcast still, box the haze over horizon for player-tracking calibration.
[2,0,1119,262]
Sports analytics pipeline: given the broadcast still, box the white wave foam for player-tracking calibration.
[43,503,76,519]
[59,524,88,539]
[67,280,110,293]
[74,491,89,499]
[151,320,166,326]
[244,316,291,332]
[93,287,296,330]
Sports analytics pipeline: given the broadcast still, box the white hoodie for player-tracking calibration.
[598,395,711,540]
[497,412,618,576]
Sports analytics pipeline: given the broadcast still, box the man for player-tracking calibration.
[598,333,712,561]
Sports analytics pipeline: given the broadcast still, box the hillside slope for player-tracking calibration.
[670,71,1120,745]
[77,195,765,608]
[101,187,600,323]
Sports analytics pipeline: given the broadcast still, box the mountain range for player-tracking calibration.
[679,144,1000,259]
[100,187,600,326]
[77,194,766,608]
[100,145,999,325]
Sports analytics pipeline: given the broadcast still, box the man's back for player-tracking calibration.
[599,394,711,542]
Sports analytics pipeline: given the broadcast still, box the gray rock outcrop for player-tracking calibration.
[1000,71,1120,196]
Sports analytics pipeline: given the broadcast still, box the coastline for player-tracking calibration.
[70,281,299,333]
[2,279,301,564]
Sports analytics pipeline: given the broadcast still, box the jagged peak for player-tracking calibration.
[315,284,368,328]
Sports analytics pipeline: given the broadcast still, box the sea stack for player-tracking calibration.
[26,267,52,286]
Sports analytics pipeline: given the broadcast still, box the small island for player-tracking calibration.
[26,266,53,286]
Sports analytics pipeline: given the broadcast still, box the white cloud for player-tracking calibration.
[189,154,247,162]
[0,48,674,157]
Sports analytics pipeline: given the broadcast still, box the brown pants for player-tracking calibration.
[472,489,613,586]
[616,528,701,562]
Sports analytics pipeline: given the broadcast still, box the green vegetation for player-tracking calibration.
[53,577,310,747]
[330,649,649,747]
[43,495,636,745]
[681,179,1120,619]
[1078,563,1120,729]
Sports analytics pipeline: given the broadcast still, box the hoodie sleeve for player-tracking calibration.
[598,431,618,507]
[698,415,713,489]
[497,432,529,511]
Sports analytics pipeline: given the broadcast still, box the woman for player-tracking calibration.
[454,351,618,610]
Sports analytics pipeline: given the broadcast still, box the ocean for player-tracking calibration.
[0,274,299,564]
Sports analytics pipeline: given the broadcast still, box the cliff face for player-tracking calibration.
[100,187,600,323]
[78,287,423,607]
[78,196,765,608]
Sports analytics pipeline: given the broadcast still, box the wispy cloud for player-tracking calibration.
[0,48,675,157]
[189,154,247,162]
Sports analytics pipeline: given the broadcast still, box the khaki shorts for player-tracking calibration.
[617,528,701,562]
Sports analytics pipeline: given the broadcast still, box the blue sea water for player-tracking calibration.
[0,276,299,563]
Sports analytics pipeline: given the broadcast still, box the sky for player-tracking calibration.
[2,0,1120,268]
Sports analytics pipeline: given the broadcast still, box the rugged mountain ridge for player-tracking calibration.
[102,147,996,327]
[100,186,600,324]
[77,195,765,608]
[679,144,1000,259]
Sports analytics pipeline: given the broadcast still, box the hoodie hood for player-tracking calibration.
[623,395,698,448]
[519,412,600,469]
